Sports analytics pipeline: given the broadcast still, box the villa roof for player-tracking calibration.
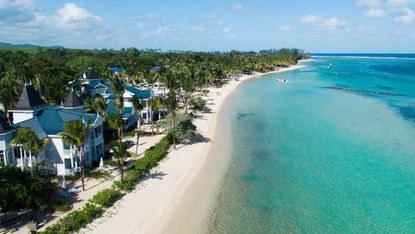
[108,67,125,74]
[106,103,134,120]
[125,86,152,100]
[0,116,13,134]
[16,107,99,136]
[82,79,108,90]
[63,90,83,108]
[85,68,100,80]
[14,84,48,110]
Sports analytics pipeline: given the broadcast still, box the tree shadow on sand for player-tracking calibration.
[141,171,167,181]
[176,133,212,150]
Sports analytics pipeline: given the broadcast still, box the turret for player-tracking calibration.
[8,84,48,124]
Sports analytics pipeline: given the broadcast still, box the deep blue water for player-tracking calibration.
[312,53,415,59]
[209,57,415,233]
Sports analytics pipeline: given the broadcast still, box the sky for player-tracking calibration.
[0,0,415,52]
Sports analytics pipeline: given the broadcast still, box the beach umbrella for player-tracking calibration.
[99,157,104,171]
[74,160,78,172]
[62,175,66,189]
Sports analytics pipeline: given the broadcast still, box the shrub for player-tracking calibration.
[90,189,121,208]
[0,166,54,212]
[190,96,207,111]
[51,201,72,212]
[115,136,171,191]
[43,137,172,233]
[123,129,155,137]
[42,203,102,233]
[112,179,134,192]
[161,114,196,143]
[85,171,111,180]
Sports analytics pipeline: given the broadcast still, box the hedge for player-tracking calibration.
[90,188,121,208]
[41,136,172,233]
[42,203,103,234]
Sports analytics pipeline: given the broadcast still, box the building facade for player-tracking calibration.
[4,86,105,176]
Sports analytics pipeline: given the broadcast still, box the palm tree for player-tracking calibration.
[59,120,90,191]
[131,95,143,130]
[11,128,50,173]
[182,65,194,113]
[149,96,163,135]
[109,141,130,184]
[145,69,160,122]
[107,112,123,143]
[165,66,180,149]
[131,96,143,157]
[109,75,125,141]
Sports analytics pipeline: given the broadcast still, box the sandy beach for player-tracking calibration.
[82,64,305,234]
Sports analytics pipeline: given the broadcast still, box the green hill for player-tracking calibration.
[0,42,64,53]
[0,45,41,53]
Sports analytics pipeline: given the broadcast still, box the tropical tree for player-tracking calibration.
[0,72,23,112]
[149,96,163,134]
[109,75,125,140]
[181,65,195,113]
[11,127,51,173]
[164,66,180,149]
[107,112,123,143]
[58,120,90,191]
[161,113,196,143]
[109,141,130,183]
[131,95,143,130]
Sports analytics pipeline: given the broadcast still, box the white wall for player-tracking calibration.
[11,111,34,124]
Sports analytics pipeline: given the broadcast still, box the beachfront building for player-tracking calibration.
[5,85,104,176]
[0,116,15,166]
[81,68,109,98]
[77,68,153,127]
[105,85,152,130]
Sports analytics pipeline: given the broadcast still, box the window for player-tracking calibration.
[64,158,72,169]
[0,150,4,166]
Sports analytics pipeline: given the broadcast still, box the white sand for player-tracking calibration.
[83,64,304,234]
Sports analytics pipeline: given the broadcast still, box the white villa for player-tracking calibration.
[1,85,104,176]
[80,67,154,130]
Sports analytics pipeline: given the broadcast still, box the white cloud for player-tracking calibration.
[300,15,346,29]
[278,25,291,31]
[222,27,231,33]
[232,3,243,12]
[391,7,415,23]
[55,3,101,29]
[386,0,415,7]
[300,15,319,24]
[0,1,108,48]
[136,22,144,29]
[155,26,173,37]
[365,8,386,16]
[356,0,383,8]
[192,26,204,33]
[144,13,158,20]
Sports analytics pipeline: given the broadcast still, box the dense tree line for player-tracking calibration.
[0,47,308,114]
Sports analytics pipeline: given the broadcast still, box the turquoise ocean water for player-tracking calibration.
[209,56,415,233]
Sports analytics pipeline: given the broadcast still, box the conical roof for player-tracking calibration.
[85,68,100,80]
[63,90,83,108]
[14,84,48,110]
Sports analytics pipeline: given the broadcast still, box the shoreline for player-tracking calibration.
[82,64,305,233]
